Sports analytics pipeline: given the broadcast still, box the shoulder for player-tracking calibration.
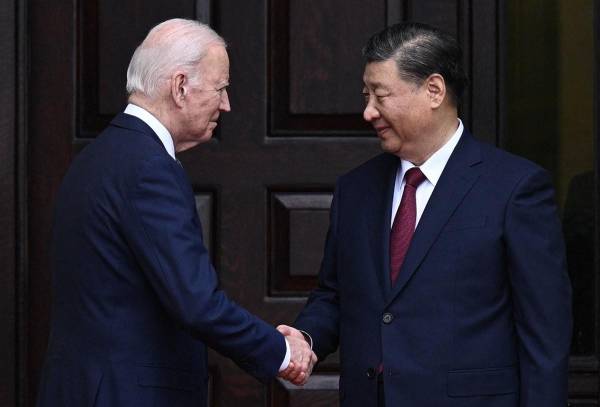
[469,134,549,182]
[79,119,171,173]
[63,118,176,201]
[98,122,165,159]
[457,134,558,208]
[338,153,397,185]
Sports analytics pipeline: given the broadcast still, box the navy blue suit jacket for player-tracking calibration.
[295,131,572,406]
[37,113,285,406]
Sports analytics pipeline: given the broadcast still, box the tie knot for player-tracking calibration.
[404,167,426,188]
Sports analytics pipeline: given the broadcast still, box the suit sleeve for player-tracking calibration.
[504,167,572,406]
[122,154,285,382]
[293,181,342,360]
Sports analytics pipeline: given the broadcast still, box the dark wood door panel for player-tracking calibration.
[0,1,19,406]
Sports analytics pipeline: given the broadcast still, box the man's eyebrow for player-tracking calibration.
[364,79,387,88]
[365,84,390,93]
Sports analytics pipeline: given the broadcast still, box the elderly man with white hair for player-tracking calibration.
[36,18,316,407]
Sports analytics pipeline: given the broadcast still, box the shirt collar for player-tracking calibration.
[124,103,176,160]
[398,118,464,186]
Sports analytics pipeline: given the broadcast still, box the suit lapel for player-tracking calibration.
[365,154,399,300]
[386,132,483,305]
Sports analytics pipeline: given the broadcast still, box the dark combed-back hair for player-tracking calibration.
[362,22,469,106]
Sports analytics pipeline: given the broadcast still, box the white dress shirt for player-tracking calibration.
[122,104,292,372]
[391,119,464,228]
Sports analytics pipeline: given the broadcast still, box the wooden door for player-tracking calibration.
[19,1,586,406]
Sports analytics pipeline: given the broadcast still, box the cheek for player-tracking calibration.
[191,95,214,113]
[203,99,221,117]
[383,109,408,131]
[381,100,407,120]
[391,105,422,126]
[191,103,212,122]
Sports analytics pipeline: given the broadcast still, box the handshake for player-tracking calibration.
[277,324,318,386]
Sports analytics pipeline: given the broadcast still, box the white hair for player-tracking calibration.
[126,18,226,99]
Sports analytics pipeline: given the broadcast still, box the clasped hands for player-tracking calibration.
[277,325,317,386]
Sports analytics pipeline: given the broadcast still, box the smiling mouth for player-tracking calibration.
[374,126,389,136]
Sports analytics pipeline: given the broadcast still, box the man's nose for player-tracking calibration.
[363,100,380,122]
[220,89,231,112]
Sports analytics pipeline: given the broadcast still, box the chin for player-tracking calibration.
[195,130,214,143]
[380,139,400,153]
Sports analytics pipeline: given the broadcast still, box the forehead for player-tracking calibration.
[197,45,229,81]
[363,59,400,87]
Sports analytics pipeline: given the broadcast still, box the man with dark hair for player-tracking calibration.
[278,22,571,406]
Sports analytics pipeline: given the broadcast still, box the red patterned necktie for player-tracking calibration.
[390,167,426,285]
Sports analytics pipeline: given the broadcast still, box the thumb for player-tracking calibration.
[277,324,294,336]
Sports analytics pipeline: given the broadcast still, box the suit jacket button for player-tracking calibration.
[366,367,376,379]
[382,312,394,324]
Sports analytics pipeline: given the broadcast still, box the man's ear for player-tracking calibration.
[425,74,446,108]
[171,72,187,108]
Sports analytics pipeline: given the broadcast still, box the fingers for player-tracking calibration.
[279,336,319,386]
[278,361,296,380]
[280,369,306,385]
[307,351,317,375]
[304,351,317,379]
[279,363,305,385]
[286,351,318,386]
[287,336,310,379]
[293,372,307,385]
[277,324,318,386]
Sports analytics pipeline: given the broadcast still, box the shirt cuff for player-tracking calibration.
[278,337,291,372]
[299,330,313,349]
